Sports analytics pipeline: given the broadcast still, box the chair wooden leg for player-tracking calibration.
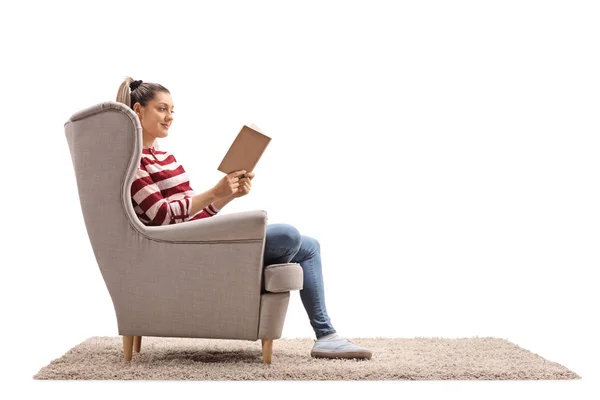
[123,335,134,361]
[133,336,142,353]
[262,339,273,364]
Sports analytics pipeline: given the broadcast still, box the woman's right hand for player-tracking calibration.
[212,170,247,199]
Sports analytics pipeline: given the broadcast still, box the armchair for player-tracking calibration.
[64,101,303,364]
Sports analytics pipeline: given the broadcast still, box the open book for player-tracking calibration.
[217,123,271,176]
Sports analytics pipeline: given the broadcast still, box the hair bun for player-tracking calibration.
[130,80,143,91]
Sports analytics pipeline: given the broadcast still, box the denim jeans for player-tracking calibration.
[263,223,336,339]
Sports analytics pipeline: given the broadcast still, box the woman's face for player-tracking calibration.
[134,91,175,143]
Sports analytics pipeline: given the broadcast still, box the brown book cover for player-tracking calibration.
[217,123,271,175]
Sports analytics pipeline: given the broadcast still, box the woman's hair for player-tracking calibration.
[116,76,170,110]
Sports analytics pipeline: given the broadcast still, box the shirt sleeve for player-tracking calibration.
[131,167,194,226]
[188,201,221,221]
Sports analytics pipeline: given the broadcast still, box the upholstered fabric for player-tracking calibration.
[64,101,302,342]
[263,263,304,293]
[258,292,291,339]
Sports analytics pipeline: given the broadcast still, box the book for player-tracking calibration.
[217,123,271,177]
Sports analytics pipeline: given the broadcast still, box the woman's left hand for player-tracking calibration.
[232,172,255,198]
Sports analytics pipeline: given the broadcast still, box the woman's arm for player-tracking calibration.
[188,189,219,216]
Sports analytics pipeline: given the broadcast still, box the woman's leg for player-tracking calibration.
[263,223,336,339]
[263,223,373,359]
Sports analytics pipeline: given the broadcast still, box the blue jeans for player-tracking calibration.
[263,223,336,339]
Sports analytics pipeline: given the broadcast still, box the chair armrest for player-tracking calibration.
[137,209,268,243]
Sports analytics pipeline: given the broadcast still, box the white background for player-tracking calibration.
[1,0,599,398]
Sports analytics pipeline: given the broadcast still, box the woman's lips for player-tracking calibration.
[162,124,169,129]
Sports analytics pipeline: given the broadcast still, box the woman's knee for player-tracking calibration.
[267,223,302,250]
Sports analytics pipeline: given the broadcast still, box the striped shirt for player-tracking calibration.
[131,146,220,225]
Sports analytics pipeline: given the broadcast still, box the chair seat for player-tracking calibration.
[263,263,303,292]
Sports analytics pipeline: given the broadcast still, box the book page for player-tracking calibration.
[250,123,263,133]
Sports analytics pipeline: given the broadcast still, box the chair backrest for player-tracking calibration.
[64,101,148,283]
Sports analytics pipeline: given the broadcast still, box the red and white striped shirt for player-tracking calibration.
[131,146,220,225]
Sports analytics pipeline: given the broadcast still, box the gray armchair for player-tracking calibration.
[64,101,303,364]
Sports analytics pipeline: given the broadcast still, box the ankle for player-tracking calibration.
[317,332,345,342]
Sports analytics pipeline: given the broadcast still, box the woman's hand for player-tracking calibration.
[232,172,255,198]
[212,170,246,199]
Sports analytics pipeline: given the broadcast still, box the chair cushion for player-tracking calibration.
[263,263,303,292]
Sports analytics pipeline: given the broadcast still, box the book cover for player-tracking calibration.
[217,124,271,175]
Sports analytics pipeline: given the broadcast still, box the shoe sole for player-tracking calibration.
[311,350,372,360]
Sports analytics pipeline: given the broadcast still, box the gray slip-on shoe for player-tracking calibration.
[311,338,372,360]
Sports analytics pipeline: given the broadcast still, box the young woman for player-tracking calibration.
[116,77,372,360]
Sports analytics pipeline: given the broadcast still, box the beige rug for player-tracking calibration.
[33,336,580,380]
